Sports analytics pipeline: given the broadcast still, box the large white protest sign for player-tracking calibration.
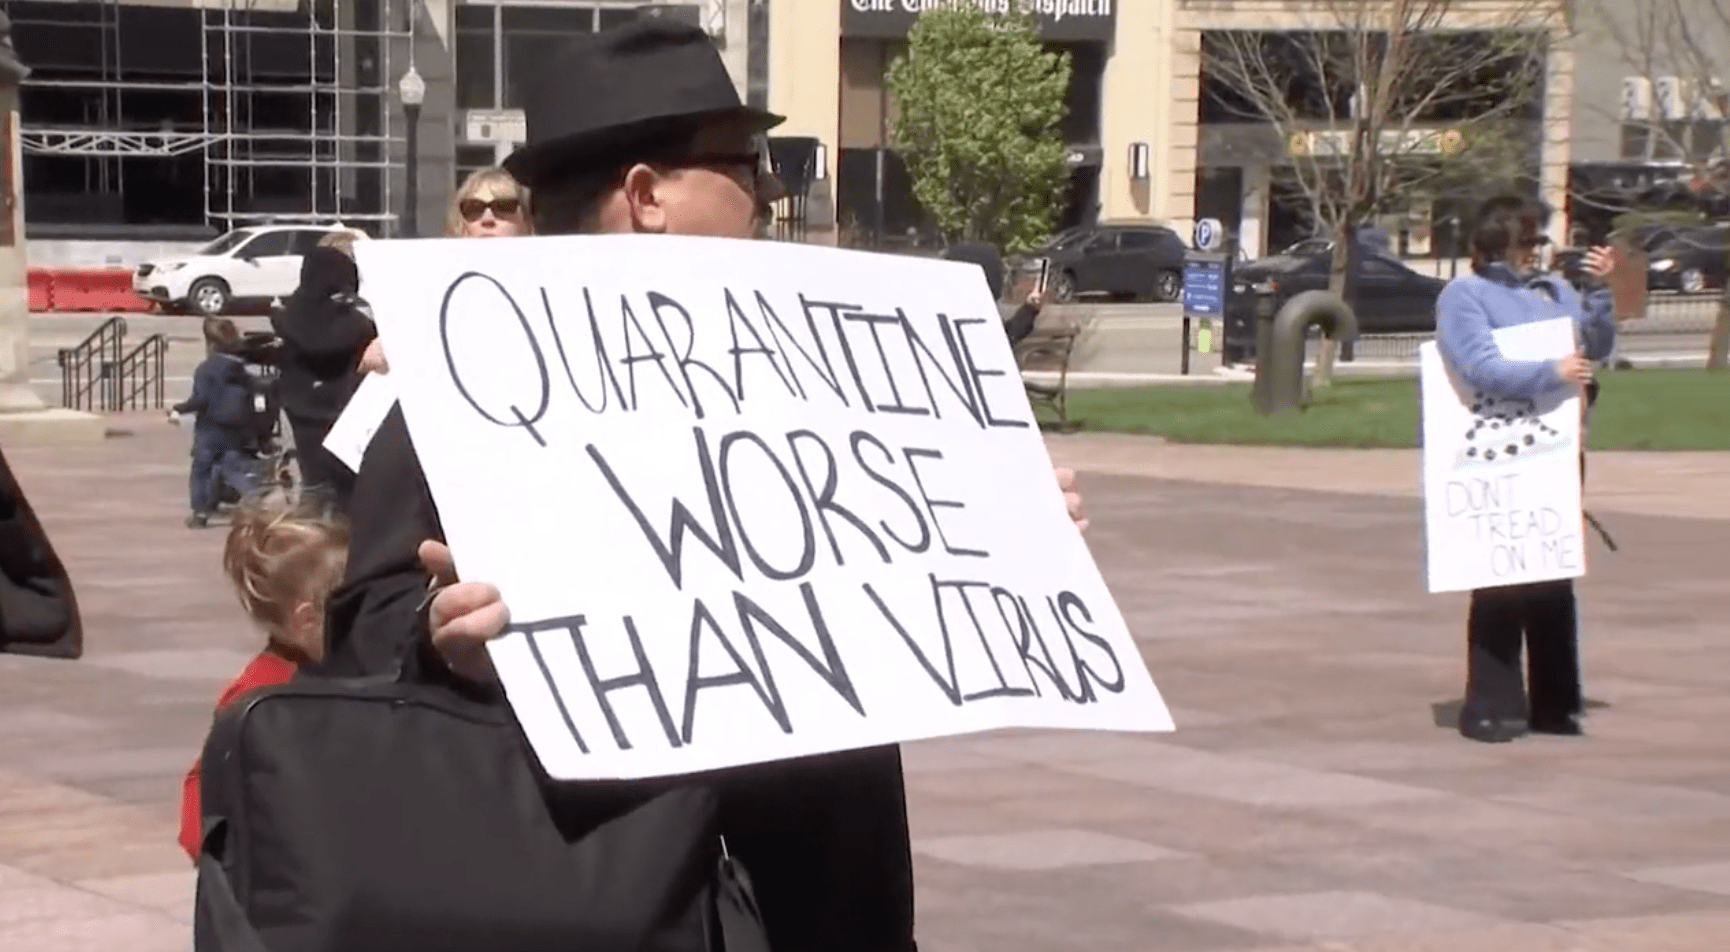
[1420,317,1585,594]
[355,234,1172,780]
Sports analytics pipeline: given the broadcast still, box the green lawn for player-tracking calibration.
[1047,369,1730,450]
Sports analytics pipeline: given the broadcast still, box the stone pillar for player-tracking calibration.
[1239,163,1270,260]
[0,13,101,441]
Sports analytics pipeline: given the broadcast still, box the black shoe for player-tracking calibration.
[1530,713,1584,736]
[1459,712,1529,743]
[186,512,209,529]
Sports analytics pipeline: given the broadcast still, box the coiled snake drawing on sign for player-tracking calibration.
[1453,391,1571,470]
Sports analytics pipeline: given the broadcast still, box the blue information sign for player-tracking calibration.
[1182,256,1226,318]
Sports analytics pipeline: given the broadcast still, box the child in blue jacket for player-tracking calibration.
[171,317,262,528]
[1435,195,1620,744]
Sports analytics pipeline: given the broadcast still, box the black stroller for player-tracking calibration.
[214,331,298,506]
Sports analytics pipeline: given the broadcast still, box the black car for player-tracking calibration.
[1035,222,1188,303]
[1644,226,1730,294]
[1222,248,1445,357]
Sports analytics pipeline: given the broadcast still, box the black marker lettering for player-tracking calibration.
[618,295,688,411]
[849,431,931,554]
[516,620,590,753]
[1058,591,1125,695]
[723,289,798,401]
[941,579,1035,702]
[769,293,848,404]
[587,429,743,588]
[438,271,550,444]
[786,429,892,567]
[803,298,876,410]
[681,598,783,743]
[864,579,960,705]
[649,291,739,419]
[568,614,681,751]
[546,287,626,414]
[734,584,865,717]
[842,310,930,417]
[1011,592,1078,701]
[903,447,990,558]
[950,316,1030,430]
[717,430,817,582]
[905,309,983,425]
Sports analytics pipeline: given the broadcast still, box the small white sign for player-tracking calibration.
[464,108,527,145]
[322,372,398,473]
[1420,317,1585,594]
[356,234,1173,781]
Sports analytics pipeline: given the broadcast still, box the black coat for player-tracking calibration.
[318,409,917,952]
[0,445,81,659]
[271,248,376,509]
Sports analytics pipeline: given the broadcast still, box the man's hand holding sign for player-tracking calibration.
[362,234,1170,780]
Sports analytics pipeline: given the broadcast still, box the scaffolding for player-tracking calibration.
[201,0,411,231]
[13,0,411,234]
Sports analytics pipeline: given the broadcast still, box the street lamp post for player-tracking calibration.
[398,66,425,237]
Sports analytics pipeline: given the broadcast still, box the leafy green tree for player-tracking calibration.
[886,7,1071,253]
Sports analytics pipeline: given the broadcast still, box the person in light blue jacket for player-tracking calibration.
[1435,194,1620,745]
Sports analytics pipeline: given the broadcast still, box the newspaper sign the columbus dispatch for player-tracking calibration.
[356,235,1171,781]
[1419,317,1586,594]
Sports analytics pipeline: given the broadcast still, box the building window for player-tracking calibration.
[502,6,600,108]
[455,5,498,110]
[457,4,639,112]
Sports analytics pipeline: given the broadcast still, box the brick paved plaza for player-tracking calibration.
[3,419,1729,951]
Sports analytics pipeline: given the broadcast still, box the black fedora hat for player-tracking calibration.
[504,18,784,190]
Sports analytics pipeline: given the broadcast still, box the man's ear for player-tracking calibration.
[620,164,668,234]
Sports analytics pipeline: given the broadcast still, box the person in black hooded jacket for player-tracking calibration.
[271,245,376,512]
[942,241,1044,345]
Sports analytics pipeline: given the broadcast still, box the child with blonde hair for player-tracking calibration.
[177,490,348,860]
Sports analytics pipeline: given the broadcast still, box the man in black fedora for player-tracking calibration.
[333,17,1086,951]
[328,18,914,952]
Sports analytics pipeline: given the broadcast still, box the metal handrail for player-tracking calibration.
[115,334,170,411]
[56,317,127,411]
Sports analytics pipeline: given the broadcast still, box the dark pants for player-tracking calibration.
[1463,447,1589,725]
[1463,580,1582,724]
[190,432,259,515]
[290,420,356,513]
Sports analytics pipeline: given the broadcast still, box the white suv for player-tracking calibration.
[134,223,368,316]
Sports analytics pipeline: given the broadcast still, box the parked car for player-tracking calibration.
[1644,226,1730,294]
[1225,247,1446,344]
[1034,222,1189,303]
[134,223,366,315]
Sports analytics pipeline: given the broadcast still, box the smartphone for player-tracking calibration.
[1035,257,1052,298]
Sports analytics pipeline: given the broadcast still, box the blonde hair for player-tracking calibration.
[445,167,532,238]
[318,230,360,258]
[223,491,349,662]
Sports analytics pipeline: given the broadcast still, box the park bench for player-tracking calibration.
[1013,314,1081,428]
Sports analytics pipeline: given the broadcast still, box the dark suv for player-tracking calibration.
[1037,222,1188,303]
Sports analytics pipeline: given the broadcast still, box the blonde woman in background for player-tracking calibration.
[358,168,530,376]
[445,166,531,238]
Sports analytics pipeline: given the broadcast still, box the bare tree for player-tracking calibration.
[1581,0,1730,368]
[1202,0,1562,384]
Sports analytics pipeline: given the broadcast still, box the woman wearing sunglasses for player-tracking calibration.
[355,168,532,377]
[445,167,532,238]
[1435,194,1618,744]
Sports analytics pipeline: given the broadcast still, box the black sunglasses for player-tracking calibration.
[675,151,765,184]
[458,196,522,221]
